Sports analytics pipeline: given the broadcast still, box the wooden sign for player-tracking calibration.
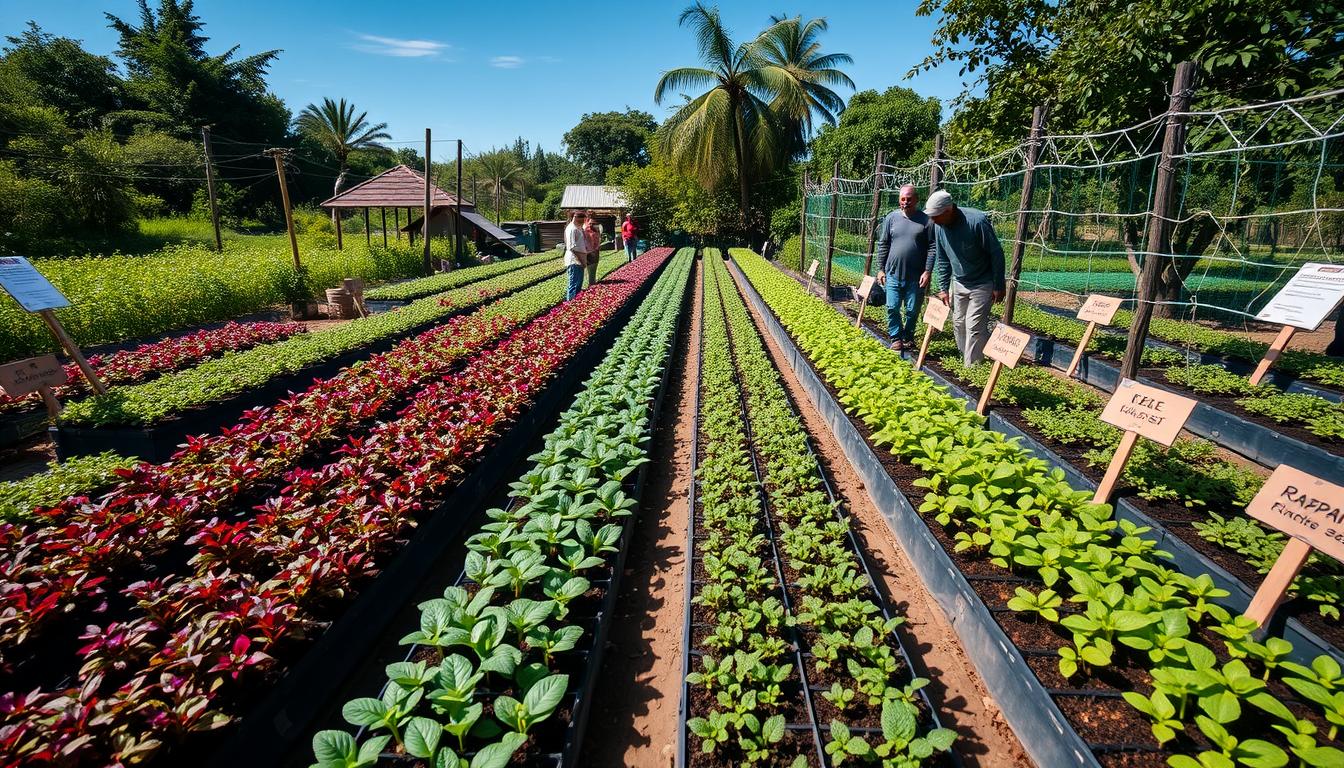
[1091,379,1197,504]
[0,257,70,312]
[1249,264,1344,386]
[1068,294,1124,378]
[854,275,877,328]
[804,259,820,296]
[0,355,67,417]
[1243,465,1344,629]
[914,297,950,371]
[976,324,1032,415]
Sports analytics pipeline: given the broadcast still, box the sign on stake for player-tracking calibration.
[914,297,949,370]
[1067,294,1123,378]
[1242,464,1344,631]
[0,355,67,418]
[854,275,877,329]
[0,258,106,395]
[1249,263,1344,385]
[1092,379,1197,504]
[976,324,1032,415]
[805,259,820,296]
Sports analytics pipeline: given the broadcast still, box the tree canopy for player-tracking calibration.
[809,86,941,177]
[562,109,656,182]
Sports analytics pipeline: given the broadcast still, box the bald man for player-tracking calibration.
[875,184,936,350]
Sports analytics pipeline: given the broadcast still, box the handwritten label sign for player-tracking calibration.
[1077,294,1123,325]
[0,257,69,312]
[1256,263,1344,331]
[923,297,949,331]
[1246,465,1344,564]
[1100,379,1197,446]
[0,355,67,398]
[806,259,820,278]
[856,275,877,300]
[984,324,1031,369]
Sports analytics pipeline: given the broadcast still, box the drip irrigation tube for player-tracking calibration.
[725,260,1098,768]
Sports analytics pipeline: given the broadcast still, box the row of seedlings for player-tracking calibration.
[708,254,957,765]
[365,251,558,303]
[310,248,695,768]
[686,251,822,766]
[733,249,1344,768]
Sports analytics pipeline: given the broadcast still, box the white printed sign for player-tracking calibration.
[0,257,69,312]
[1256,263,1344,331]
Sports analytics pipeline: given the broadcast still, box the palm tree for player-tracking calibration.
[756,15,854,156]
[472,149,526,224]
[296,97,391,195]
[654,3,797,222]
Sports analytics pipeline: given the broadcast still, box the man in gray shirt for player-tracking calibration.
[875,184,935,350]
[927,189,1006,366]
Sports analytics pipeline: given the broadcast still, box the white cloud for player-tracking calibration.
[490,55,525,69]
[352,33,448,58]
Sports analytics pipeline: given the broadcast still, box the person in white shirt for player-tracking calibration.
[563,211,592,300]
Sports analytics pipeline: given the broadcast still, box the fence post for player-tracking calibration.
[929,134,944,190]
[1002,106,1047,324]
[824,162,839,298]
[799,169,809,270]
[200,126,223,252]
[863,150,885,278]
[1121,61,1197,379]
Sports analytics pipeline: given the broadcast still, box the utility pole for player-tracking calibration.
[264,148,300,271]
[456,139,464,266]
[863,150,885,277]
[423,129,433,274]
[1002,106,1047,324]
[200,126,223,252]
[1121,61,1197,380]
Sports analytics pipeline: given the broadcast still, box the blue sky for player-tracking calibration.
[2,1,972,159]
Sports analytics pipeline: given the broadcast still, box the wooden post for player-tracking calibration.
[455,139,464,267]
[975,361,1004,415]
[394,207,401,241]
[799,169,809,272]
[38,310,105,395]
[423,129,433,275]
[381,208,388,247]
[333,209,343,250]
[1092,431,1139,504]
[1067,321,1100,378]
[863,150,885,278]
[854,276,876,329]
[364,208,371,247]
[1121,61,1197,380]
[1002,106,1046,324]
[1249,325,1297,386]
[1245,538,1312,629]
[930,134,944,190]
[265,149,301,271]
[200,126,223,252]
[38,386,61,418]
[824,162,839,299]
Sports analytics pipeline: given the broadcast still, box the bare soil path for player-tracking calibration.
[582,257,700,768]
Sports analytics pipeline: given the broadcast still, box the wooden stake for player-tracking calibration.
[265,149,301,271]
[200,126,223,252]
[1249,325,1296,386]
[38,385,61,418]
[914,325,935,370]
[1002,106,1046,324]
[799,169,809,271]
[824,162,839,299]
[862,150,885,278]
[975,360,1004,415]
[38,309,105,395]
[1245,537,1313,629]
[1092,431,1139,504]
[1067,321,1099,378]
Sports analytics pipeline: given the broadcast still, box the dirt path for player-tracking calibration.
[582,257,700,768]
[739,280,1034,768]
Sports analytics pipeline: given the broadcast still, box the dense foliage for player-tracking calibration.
[0,451,136,524]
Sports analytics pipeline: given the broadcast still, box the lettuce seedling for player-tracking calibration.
[309,730,387,768]
[493,673,568,735]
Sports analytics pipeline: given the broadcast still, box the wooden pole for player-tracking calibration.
[38,309,105,395]
[364,208,371,247]
[265,149,301,271]
[975,361,1004,415]
[1249,325,1297,385]
[333,209,343,250]
[38,385,61,418]
[381,208,388,247]
[200,126,223,252]
[914,325,935,370]
[930,134,944,190]
[423,129,433,275]
[1121,61,1197,380]
[456,139,464,267]
[799,169,810,271]
[1245,538,1313,629]
[1066,321,1099,378]
[1002,106,1046,324]
[1092,431,1140,504]
[394,207,401,241]
[863,150,885,278]
[824,162,839,299]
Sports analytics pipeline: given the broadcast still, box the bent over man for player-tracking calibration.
[928,189,1006,366]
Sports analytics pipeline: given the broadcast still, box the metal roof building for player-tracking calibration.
[559,185,629,211]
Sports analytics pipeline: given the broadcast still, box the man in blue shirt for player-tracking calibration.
[927,189,1006,366]
[875,184,935,350]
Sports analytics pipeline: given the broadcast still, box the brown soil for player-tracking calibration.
[739,278,1033,768]
[0,432,57,483]
[581,258,699,768]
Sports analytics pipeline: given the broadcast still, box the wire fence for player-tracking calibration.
[800,87,1344,328]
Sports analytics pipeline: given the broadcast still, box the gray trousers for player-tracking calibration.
[952,279,994,366]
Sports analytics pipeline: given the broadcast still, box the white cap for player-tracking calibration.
[923,189,954,216]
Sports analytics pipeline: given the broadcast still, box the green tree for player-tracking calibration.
[296,97,391,195]
[756,14,854,157]
[810,87,941,176]
[471,149,527,224]
[562,109,656,182]
[1,23,121,130]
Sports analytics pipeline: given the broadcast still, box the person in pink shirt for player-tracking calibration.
[582,211,601,287]
[621,214,639,262]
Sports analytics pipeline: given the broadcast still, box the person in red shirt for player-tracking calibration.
[621,214,639,262]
